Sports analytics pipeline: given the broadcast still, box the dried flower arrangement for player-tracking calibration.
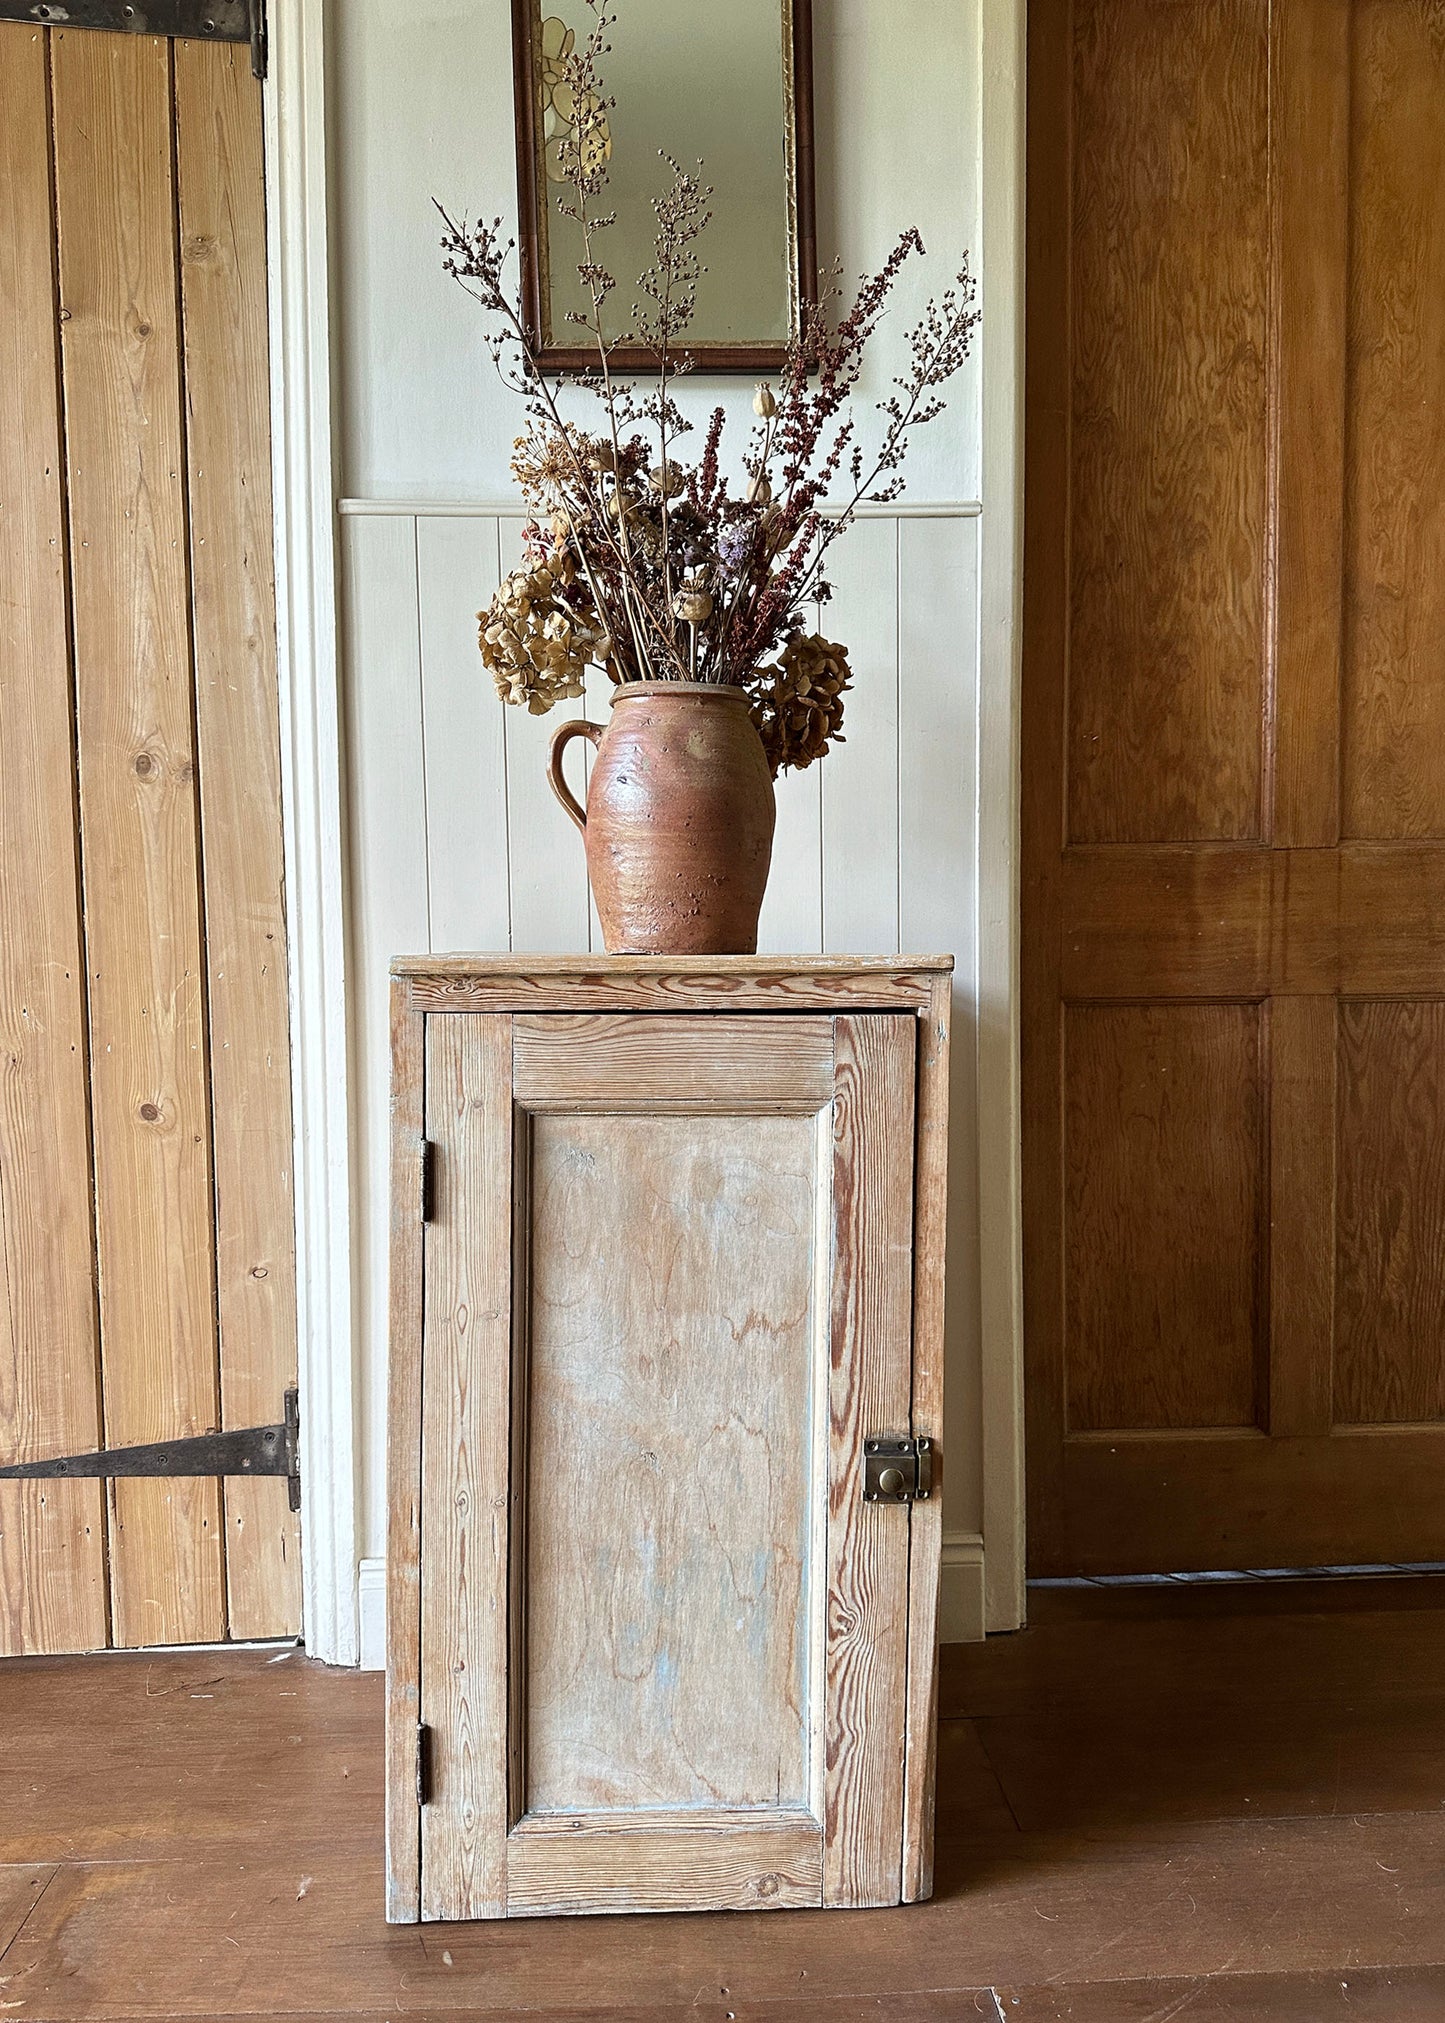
[439,1,979,778]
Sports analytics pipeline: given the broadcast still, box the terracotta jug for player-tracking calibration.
[547,681,776,955]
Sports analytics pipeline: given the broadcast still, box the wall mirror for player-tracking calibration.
[511,0,816,373]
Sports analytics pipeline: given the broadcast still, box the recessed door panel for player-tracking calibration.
[523,1109,825,1815]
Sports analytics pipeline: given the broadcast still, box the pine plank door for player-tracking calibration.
[0,26,297,1650]
[1023,0,1445,1574]
[407,1010,920,1919]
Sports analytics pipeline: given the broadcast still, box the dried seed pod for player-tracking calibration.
[752,382,778,418]
[673,586,714,625]
[746,473,772,506]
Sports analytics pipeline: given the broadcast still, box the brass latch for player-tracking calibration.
[863,1435,933,1505]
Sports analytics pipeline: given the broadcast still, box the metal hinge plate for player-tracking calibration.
[863,1434,933,1505]
[0,1387,301,1511]
[0,0,268,76]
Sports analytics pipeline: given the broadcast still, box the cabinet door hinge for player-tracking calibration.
[417,1722,433,1807]
[420,1138,437,1224]
[863,1435,933,1504]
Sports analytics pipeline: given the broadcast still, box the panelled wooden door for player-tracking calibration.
[407,1011,923,1919]
[1024,0,1445,1574]
[0,24,298,1649]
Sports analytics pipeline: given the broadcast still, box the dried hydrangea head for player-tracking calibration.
[478,552,593,713]
[749,633,853,776]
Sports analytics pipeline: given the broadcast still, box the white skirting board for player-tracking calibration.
[354,1536,987,1672]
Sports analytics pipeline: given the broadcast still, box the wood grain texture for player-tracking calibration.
[1062,844,1445,1001]
[823,1014,915,1908]
[513,1014,834,1111]
[398,955,952,1016]
[1343,0,1445,840]
[1267,998,1337,1437]
[1066,0,1269,844]
[1055,1428,1445,1575]
[1271,0,1348,848]
[0,22,107,1656]
[505,1813,821,1917]
[0,1863,53,1956]
[902,978,951,1903]
[383,984,424,1923]
[1336,1002,1445,1425]
[173,37,299,1641]
[52,28,223,1646]
[419,1014,513,1920]
[521,1104,825,1815]
[1063,1006,1264,1433]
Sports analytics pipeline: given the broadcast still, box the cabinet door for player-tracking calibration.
[412,1010,920,1920]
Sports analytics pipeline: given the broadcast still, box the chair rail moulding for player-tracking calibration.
[336,498,985,519]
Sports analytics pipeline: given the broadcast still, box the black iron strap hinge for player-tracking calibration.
[0,0,268,77]
[420,1137,437,1224]
[417,1723,433,1807]
[0,1387,300,1511]
[863,1434,933,1505]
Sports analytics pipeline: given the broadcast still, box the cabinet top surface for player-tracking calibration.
[390,954,954,1014]
[391,953,954,979]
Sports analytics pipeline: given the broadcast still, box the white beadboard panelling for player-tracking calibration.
[342,514,430,1572]
[417,517,510,952]
[821,518,900,955]
[755,759,824,955]
[899,515,983,1535]
[504,684,593,955]
[899,518,978,963]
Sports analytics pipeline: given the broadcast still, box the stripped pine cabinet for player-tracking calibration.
[386,956,952,1921]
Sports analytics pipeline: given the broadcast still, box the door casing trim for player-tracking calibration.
[977,0,1027,1631]
[263,0,357,1665]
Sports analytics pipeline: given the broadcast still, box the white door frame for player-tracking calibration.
[262,0,357,1666]
[256,0,1029,1660]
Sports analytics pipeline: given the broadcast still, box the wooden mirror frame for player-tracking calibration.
[510,0,816,375]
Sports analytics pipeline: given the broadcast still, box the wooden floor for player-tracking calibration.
[4,1577,1445,2019]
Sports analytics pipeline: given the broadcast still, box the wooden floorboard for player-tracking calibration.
[4,1580,1445,2016]
[994,1966,1445,2019]
[0,1866,53,1958]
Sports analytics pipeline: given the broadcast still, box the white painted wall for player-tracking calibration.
[331,0,1017,1648]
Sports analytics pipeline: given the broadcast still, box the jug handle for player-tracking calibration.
[547,718,602,835]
